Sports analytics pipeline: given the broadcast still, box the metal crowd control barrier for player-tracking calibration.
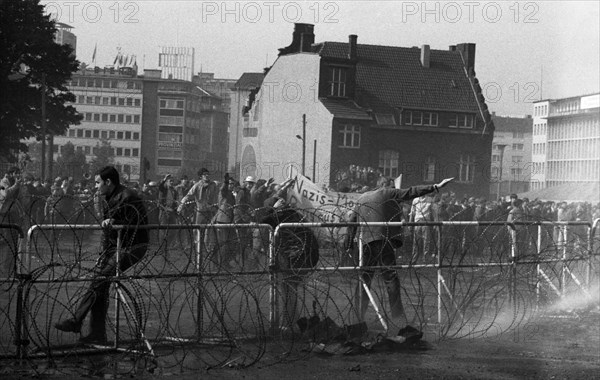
[0,224,24,359]
[274,220,599,334]
[17,222,273,360]
[3,219,599,360]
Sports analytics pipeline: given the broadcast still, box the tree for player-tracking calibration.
[0,0,82,161]
[55,141,87,179]
[89,140,115,175]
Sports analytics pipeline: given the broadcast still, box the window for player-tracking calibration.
[118,114,124,123]
[459,154,475,183]
[84,146,91,155]
[78,95,85,103]
[512,143,524,150]
[109,114,116,122]
[95,96,101,105]
[450,114,474,128]
[512,155,523,163]
[101,114,108,122]
[378,150,399,177]
[132,148,139,157]
[329,67,347,97]
[412,111,422,125]
[117,131,123,139]
[449,114,457,128]
[375,114,396,125]
[458,114,473,128]
[111,97,117,105]
[85,130,91,138]
[118,98,125,106]
[102,97,109,105]
[101,131,108,139]
[109,131,115,139]
[338,125,360,148]
[68,129,76,137]
[134,99,141,107]
[125,115,132,123]
[423,156,436,182]
[133,115,140,123]
[133,132,139,140]
[93,113,100,122]
[512,131,524,139]
[86,96,94,104]
[492,154,500,162]
[125,131,131,139]
[124,148,130,156]
[511,168,523,177]
[93,130,99,138]
[116,148,123,156]
[423,112,438,126]
[126,98,133,106]
[77,129,83,137]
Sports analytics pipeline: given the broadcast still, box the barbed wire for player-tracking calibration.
[0,196,598,377]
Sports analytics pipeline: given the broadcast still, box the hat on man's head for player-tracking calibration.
[244,175,256,183]
[148,181,158,187]
[198,168,209,176]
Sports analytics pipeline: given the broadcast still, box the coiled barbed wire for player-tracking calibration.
[1,195,598,377]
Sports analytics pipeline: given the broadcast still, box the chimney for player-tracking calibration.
[456,43,476,72]
[449,45,456,51]
[279,23,315,56]
[420,45,430,68]
[348,34,358,60]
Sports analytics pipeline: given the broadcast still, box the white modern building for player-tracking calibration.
[531,93,600,190]
[531,100,550,190]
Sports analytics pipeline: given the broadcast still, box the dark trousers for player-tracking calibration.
[73,244,147,334]
[358,240,404,320]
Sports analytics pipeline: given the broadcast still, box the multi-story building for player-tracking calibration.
[141,69,229,181]
[530,101,550,190]
[228,72,264,176]
[57,66,144,181]
[54,22,76,55]
[534,93,599,189]
[53,66,230,183]
[239,23,494,196]
[490,114,533,198]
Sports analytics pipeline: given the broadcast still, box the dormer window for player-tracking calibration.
[375,114,396,125]
[329,67,347,97]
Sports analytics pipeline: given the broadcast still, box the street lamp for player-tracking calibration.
[496,144,507,199]
[296,114,307,176]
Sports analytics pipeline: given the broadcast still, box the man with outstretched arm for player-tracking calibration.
[344,176,454,335]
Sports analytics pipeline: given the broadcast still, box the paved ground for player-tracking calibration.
[1,306,598,379]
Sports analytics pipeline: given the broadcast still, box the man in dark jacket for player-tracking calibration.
[158,174,179,255]
[345,176,454,328]
[55,166,148,344]
[261,187,319,331]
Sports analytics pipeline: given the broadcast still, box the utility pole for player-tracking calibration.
[312,139,317,182]
[302,114,306,176]
[40,73,47,180]
[497,144,507,199]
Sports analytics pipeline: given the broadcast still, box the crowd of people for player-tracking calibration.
[2,164,598,341]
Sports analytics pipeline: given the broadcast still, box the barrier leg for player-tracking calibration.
[196,228,203,341]
[268,229,278,334]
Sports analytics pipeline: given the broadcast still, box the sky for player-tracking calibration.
[42,0,600,116]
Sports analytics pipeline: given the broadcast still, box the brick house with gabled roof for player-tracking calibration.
[239,23,494,197]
